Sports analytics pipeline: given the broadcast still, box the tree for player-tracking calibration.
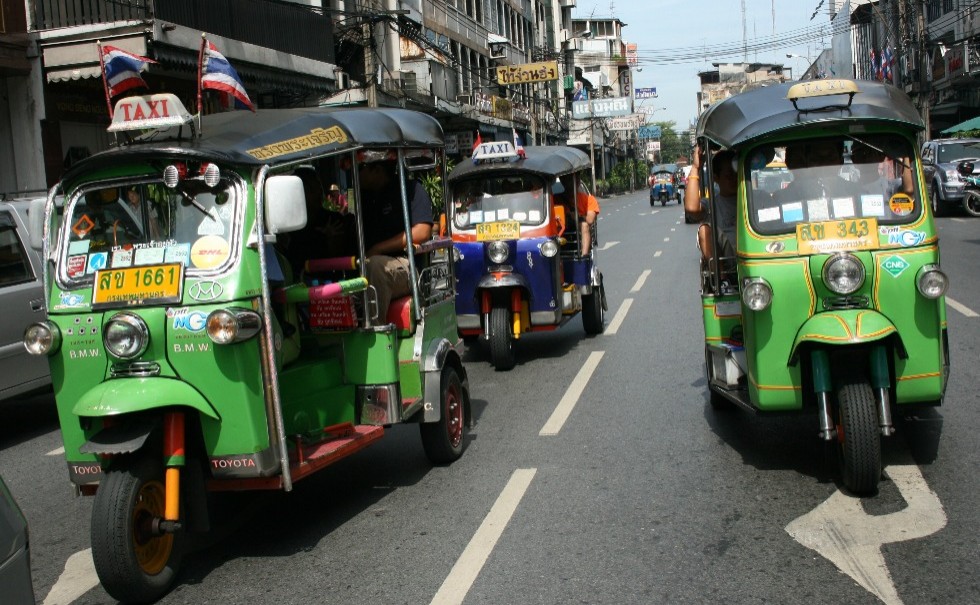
[653,120,687,164]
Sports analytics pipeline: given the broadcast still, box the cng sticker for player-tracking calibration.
[882,255,910,277]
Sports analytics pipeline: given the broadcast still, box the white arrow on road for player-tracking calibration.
[785,465,946,605]
[596,241,620,251]
[42,548,99,605]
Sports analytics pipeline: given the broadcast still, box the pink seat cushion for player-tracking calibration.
[386,296,413,331]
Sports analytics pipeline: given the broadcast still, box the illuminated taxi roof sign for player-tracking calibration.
[472,140,518,162]
[787,79,861,111]
[108,94,194,133]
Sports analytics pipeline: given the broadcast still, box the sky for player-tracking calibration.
[573,0,841,130]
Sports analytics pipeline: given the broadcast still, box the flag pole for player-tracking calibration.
[197,33,206,116]
[97,40,113,120]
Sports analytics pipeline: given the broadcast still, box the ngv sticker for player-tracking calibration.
[169,308,208,332]
[58,292,85,308]
[886,230,926,247]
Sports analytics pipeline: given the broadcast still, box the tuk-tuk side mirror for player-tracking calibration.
[28,198,46,251]
[956,160,975,177]
[265,175,307,234]
[554,204,566,236]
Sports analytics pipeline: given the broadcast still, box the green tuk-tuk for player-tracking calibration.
[23,94,470,601]
[693,79,949,495]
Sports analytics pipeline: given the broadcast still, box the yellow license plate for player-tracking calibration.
[796,218,878,255]
[476,220,521,242]
[92,263,184,308]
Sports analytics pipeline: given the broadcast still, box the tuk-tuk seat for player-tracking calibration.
[386,295,414,335]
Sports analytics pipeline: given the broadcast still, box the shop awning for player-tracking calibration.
[941,115,980,134]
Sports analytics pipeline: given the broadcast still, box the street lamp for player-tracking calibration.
[786,53,814,81]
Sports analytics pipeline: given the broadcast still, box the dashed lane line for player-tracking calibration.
[430,469,538,605]
[663,237,670,242]
[539,352,605,436]
[654,250,663,257]
[946,296,979,318]
[630,270,651,293]
[47,446,65,456]
[604,298,633,336]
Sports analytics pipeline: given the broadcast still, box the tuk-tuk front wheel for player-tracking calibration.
[420,365,466,464]
[488,306,516,371]
[835,380,882,495]
[582,290,605,335]
[91,455,183,603]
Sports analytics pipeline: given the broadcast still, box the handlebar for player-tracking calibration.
[274,277,368,304]
[305,256,359,273]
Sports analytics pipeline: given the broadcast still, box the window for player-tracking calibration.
[0,212,33,286]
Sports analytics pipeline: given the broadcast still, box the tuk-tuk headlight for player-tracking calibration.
[24,321,61,356]
[823,253,865,295]
[487,240,510,264]
[539,240,559,258]
[103,312,149,360]
[206,308,262,345]
[741,278,773,311]
[916,264,948,299]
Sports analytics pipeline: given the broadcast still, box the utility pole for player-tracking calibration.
[363,19,377,108]
[916,0,930,137]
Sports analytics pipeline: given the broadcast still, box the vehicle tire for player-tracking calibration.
[835,380,882,495]
[91,455,183,604]
[963,191,980,217]
[650,197,655,207]
[488,306,515,370]
[420,365,466,464]
[582,289,605,335]
[660,198,666,206]
[930,184,946,217]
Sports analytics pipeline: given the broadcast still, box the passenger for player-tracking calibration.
[684,147,737,262]
[123,187,162,240]
[851,142,914,198]
[327,183,348,214]
[575,181,600,256]
[359,157,434,323]
[775,139,849,204]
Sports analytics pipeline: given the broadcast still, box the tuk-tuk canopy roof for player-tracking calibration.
[447,145,591,183]
[63,106,444,182]
[697,80,923,149]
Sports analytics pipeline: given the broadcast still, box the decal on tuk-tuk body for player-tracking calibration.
[246,126,348,160]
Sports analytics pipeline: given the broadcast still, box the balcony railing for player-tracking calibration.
[32,0,333,63]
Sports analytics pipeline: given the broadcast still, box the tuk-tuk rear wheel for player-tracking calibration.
[489,306,516,371]
[420,365,466,464]
[91,455,182,603]
[835,380,882,495]
[582,290,605,335]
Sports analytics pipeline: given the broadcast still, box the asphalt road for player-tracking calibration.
[2,189,978,605]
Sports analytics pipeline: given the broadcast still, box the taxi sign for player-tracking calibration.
[108,94,194,133]
[92,263,184,308]
[472,141,518,161]
[796,218,878,255]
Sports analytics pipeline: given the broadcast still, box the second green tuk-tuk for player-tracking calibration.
[692,79,949,495]
[24,94,471,602]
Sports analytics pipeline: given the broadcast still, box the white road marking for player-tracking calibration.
[430,468,537,605]
[630,270,651,292]
[786,465,946,605]
[670,227,676,232]
[596,241,620,251]
[950,217,968,223]
[604,298,633,336]
[47,446,65,456]
[654,250,663,257]
[663,237,670,242]
[650,210,660,215]
[945,296,979,318]
[539,352,605,436]
[42,548,99,605]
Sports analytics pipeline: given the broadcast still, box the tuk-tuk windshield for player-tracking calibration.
[747,135,921,236]
[59,179,239,283]
[451,175,549,230]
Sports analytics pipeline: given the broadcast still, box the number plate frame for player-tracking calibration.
[796,218,878,255]
[92,263,185,309]
[476,220,521,242]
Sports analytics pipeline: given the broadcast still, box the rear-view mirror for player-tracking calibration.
[265,175,307,234]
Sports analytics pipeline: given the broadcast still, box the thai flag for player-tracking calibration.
[201,41,255,111]
[869,48,879,81]
[471,131,482,160]
[512,128,526,158]
[883,47,894,83]
[101,45,155,98]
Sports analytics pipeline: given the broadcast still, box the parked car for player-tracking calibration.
[921,138,980,216]
[0,197,50,401]
[0,473,36,605]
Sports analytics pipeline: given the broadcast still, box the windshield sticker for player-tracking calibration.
[528,210,541,222]
[886,229,926,247]
[86,252,108,274]
[781,202,804,223]
[469,210,484,224]
[67,255,87,278]
[68,240,91,255]
[197,208,225,236]
[758,206,781,222]
[832,197,855,218]
[72,215,95,239]
[484,210,497,222]
[190,235,230,269]
[165,244,191,266]
[497,208,510,220]
[513,211,528,221]
[111,248,134,268]
[807,198,830,222]
[889,193,914,216]
[134,246,166,266]
[861,194,886,217]
[246,126,349,161]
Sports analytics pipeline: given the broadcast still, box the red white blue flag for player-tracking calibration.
[100,45,155,98]
[200,40,255,112]
[512,128,526,158]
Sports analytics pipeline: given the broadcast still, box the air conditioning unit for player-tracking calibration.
[456,94,472,105]
[490,44,506,60]
[335,71,350,90]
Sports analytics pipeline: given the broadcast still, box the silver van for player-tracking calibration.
[0,198,49,401]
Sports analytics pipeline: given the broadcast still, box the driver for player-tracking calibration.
[684,147,737,263]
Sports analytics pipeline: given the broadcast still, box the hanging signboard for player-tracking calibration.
[637,125,662,139]
[496,61,559,85]
[608,116,643,131]
[572,97,633,119]
[635,87,658,99]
